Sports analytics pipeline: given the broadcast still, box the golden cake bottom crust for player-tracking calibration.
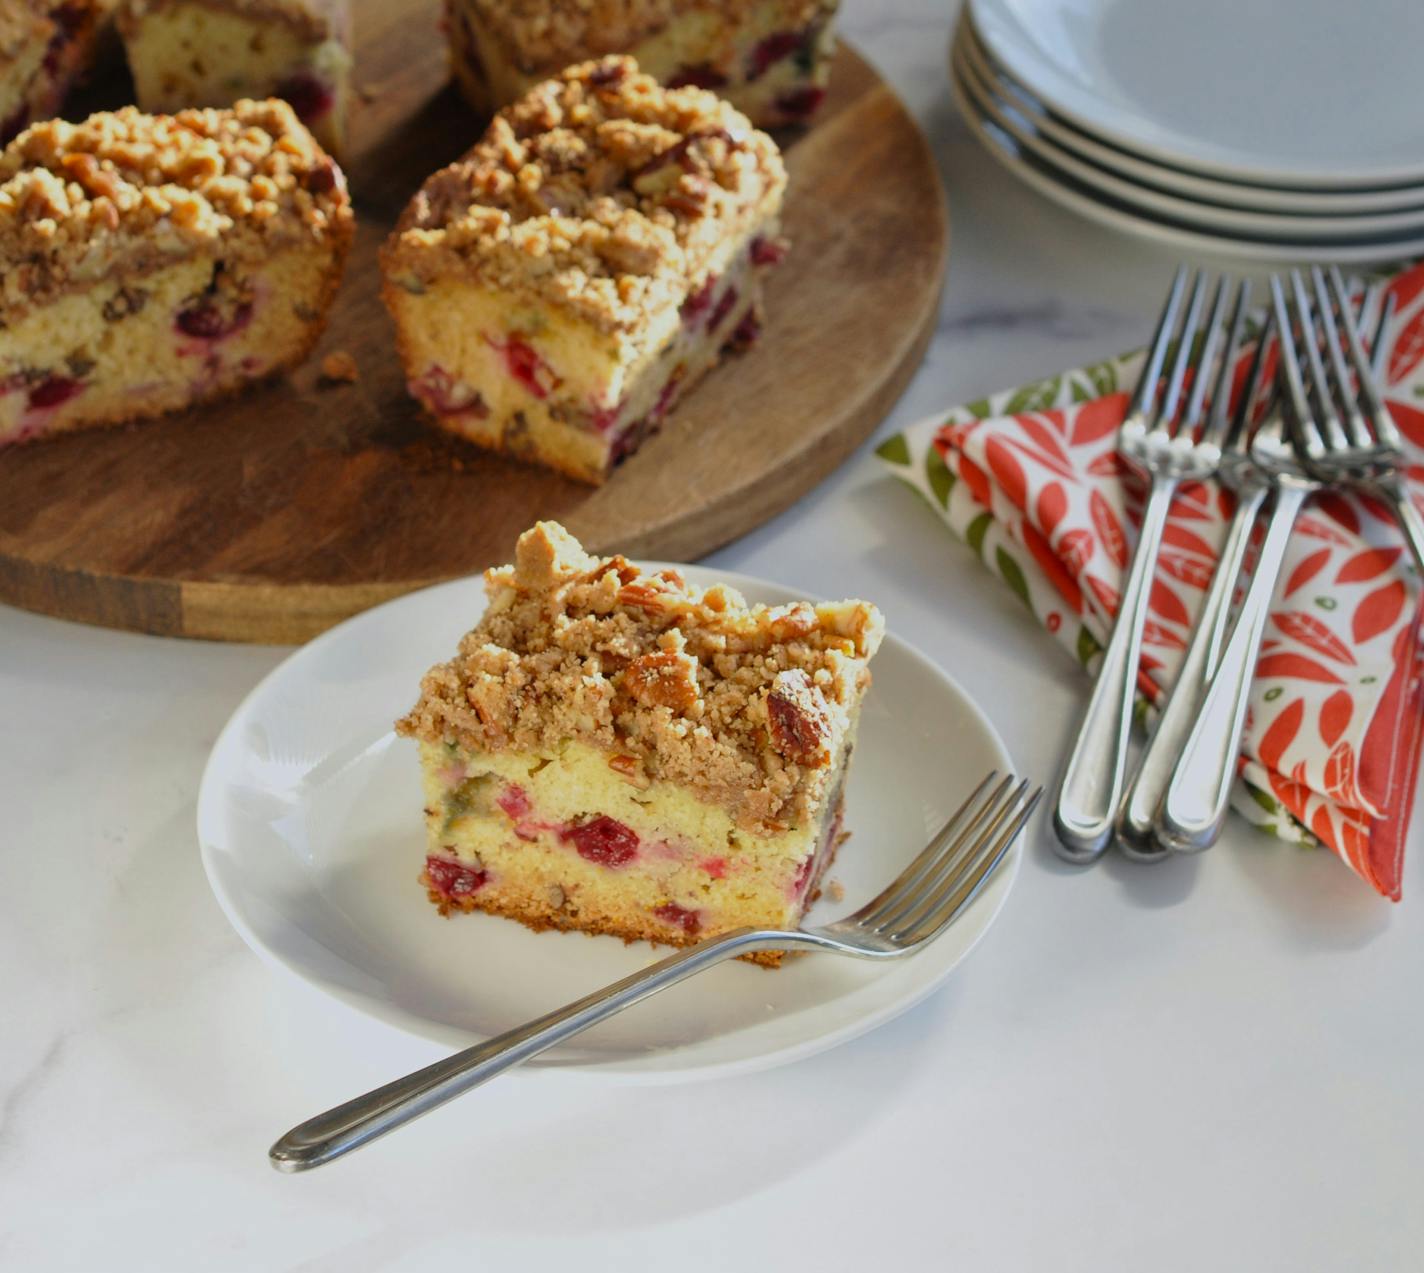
[421,804,846,969]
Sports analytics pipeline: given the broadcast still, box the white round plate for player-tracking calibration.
[952,31,1424,242]
[197,566,1020,1082]
[959,20,1424,217]
[950,49,1424,264]
[969,0,1424,190]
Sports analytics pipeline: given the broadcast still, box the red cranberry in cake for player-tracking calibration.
[396,522,884,966]
[0,100,353,448]
[116,0,353,155]
[562,816,641,867]
[424,854,489,902]
[0,1,103,146]
[381,56,789,484]
[442,0,840,130]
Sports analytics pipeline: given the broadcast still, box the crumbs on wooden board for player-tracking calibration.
[319,351,360,383]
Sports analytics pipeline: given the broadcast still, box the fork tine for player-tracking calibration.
[860,774,1018,932]
[894,787,1043,948]
[1310,268,1372,448]
[1126,265,1189,424]
[883,778,1033,939]
[1270,275,1318,450]
[1157,270,1208,432]
[1198,280,1249,447]
[1228,303,1275,448]
[848,772,1002,926]
[1370,289,1396,382]
[1290,269,1350,453]
[1327,265,1403,449]
[1185,277,1232,439]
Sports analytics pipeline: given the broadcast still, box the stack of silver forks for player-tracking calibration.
[1053,265,1424,865]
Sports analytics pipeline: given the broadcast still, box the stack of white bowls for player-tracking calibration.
[950,0,1424,261]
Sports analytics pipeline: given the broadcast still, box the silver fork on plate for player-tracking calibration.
[1053,268,1230,863]
[1291,266,1424,573]
[1157,276,1385,852]
[1117,286,1273,861]
[269,772,1042,1173]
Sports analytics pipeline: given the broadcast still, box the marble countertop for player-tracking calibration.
[4,3,1421,1269]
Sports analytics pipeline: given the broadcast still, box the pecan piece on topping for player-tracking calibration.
[591,555,639,587]
[616,581,665,612]
[621,650,699,712]
[766,669,833,767]
[768,604,819,643]
[60,151,119,200]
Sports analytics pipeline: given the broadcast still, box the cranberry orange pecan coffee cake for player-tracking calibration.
[446,0,840,129]
[380,55,788,484]
[0,0,104,145]
[116,0,353,155]
[396,523,883,966]
[0,99,353,447]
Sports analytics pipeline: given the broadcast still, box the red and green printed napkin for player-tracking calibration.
[878,263,1424,899]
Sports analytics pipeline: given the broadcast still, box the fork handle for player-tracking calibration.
[1117,486,1268,860]
[1053,477,1178,863]
[1372,477,1424,576]
[269,926,769,1173]
[1160,485,1308,851]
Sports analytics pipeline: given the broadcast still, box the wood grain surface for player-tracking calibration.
[0,4,948,643]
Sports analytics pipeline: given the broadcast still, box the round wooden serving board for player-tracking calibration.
[0,7,947,643]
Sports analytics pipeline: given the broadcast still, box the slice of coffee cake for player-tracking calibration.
[396,522,882,966]
[116,0,353,155]
[445,0,840,128]
[381,55,788,484]
[0,99,352,447]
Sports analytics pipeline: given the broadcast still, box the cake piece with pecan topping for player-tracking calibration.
[0,1,104,146]
[446,0,840,128]
[0,99,353,447]
[397,521,883,965]
[116,0,353,155]
[381,55,789,484]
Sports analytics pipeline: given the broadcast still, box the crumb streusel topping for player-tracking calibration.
[116,0,344,43]
[382,56,786,335]
[397,522,883,833]
[0,99,351,319]
[464,0,833,70]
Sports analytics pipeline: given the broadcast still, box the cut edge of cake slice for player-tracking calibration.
[0,0,105,145]
[380,55,789,485]
[444,0,841,129]
[116,0,354,155]
[396,521,883,966]
[0,98,353,447]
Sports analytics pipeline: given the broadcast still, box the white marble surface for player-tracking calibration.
[4,3,1422,1269]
